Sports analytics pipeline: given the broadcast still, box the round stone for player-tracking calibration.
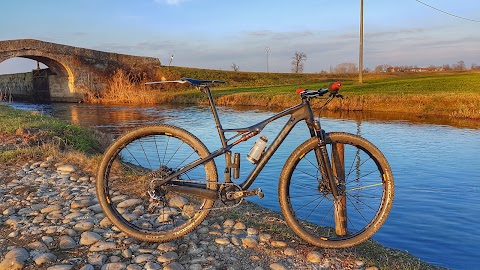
[306,251,323,263]
[233,222,246,230]
[144,262,162,270]
[57,164,76,173]
[259,233,272,242]
[270,240,287,248]
[242,237,258,248]
[80,231,102,245]
[74,221,94,232]
[89,241,117,252]
[58,235,77,249]
[27,241,49,251]
[101,262,126,270]
[71,200,92,209]
[157,242,177,252]
[197,226,209,234]
[270,262,288,270]
[163,262,185,270]
[247,228,259,235]
[45,265,73,270]
[284,248,296,256]
[33,253,57,265]
[41,204,63,213]
[0,248,29,269]
[223,219,235,228]
[88,254,107,266]
[231,236,241,246]
[157,251,179,263]
[2,208,15,215]
[215,238,230,245]
[117,199,143,208]
[168,195,188,208]
[133,254,154,264]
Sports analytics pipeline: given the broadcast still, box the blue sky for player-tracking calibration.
[1,0,479,73]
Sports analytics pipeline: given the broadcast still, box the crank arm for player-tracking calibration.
[227,188,264,200]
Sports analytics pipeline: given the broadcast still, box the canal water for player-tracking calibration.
[8,102,480,270]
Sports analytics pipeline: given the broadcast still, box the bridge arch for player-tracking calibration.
[0,53,76,94]
[0,39,161,102]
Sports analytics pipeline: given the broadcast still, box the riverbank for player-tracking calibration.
[0,106,444,269]
[86,68,480,120]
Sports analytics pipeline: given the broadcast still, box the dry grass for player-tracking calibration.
[84,69,160,104]
[324,93,480,119]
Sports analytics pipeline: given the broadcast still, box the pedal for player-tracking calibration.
[227,188,264,200]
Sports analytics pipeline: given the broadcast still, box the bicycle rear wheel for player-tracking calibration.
[97,125,218,242]
[279,132,394,248]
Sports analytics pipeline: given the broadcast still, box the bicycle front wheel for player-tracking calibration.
[279,132,394,248]
[97,125,218,242]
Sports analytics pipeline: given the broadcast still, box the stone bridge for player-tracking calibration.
[0,39,161,102]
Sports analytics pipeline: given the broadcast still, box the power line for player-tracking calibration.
[416,0,480,23]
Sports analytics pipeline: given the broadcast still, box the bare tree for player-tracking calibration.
[231,62,240,71]
[334,62,358,74]
[291,51,307,73]
[453,60,465,70]
[374,64,391,73]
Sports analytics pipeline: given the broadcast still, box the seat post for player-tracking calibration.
[203,85,227,147]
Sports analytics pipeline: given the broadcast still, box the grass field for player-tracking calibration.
[153,69,480,119]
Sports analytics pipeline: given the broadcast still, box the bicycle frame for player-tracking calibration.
[161,84,336,195]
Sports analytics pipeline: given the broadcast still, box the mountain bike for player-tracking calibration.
[96,78,394,248]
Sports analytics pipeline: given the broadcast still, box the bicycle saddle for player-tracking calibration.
[181,77,225,86]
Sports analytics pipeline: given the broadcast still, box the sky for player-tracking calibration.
[1,0,480,74]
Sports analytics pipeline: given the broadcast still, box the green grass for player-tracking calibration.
[0,105,102,154]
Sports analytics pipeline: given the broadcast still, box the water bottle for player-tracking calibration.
[246,135,268,164]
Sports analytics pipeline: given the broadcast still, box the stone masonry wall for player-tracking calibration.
[0,72,33,100]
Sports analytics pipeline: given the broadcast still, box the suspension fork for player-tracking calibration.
[311,120,339,198]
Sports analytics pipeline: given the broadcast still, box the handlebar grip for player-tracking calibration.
[318,89,329,96]
[296,88,306,94]
[328,81,342,93]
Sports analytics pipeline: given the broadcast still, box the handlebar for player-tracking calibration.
[296,81,342,99]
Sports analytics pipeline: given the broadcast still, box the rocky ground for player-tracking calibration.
[0,127,440,270]
[0,155,378,270]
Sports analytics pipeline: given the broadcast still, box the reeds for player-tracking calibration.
[84,69,159,104]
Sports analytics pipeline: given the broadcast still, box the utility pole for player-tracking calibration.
[359,0,364,83]
[265,47,270,72]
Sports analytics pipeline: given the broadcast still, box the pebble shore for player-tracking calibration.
[0,157,376,270]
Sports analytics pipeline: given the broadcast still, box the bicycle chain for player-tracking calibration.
[155,179,244,211]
